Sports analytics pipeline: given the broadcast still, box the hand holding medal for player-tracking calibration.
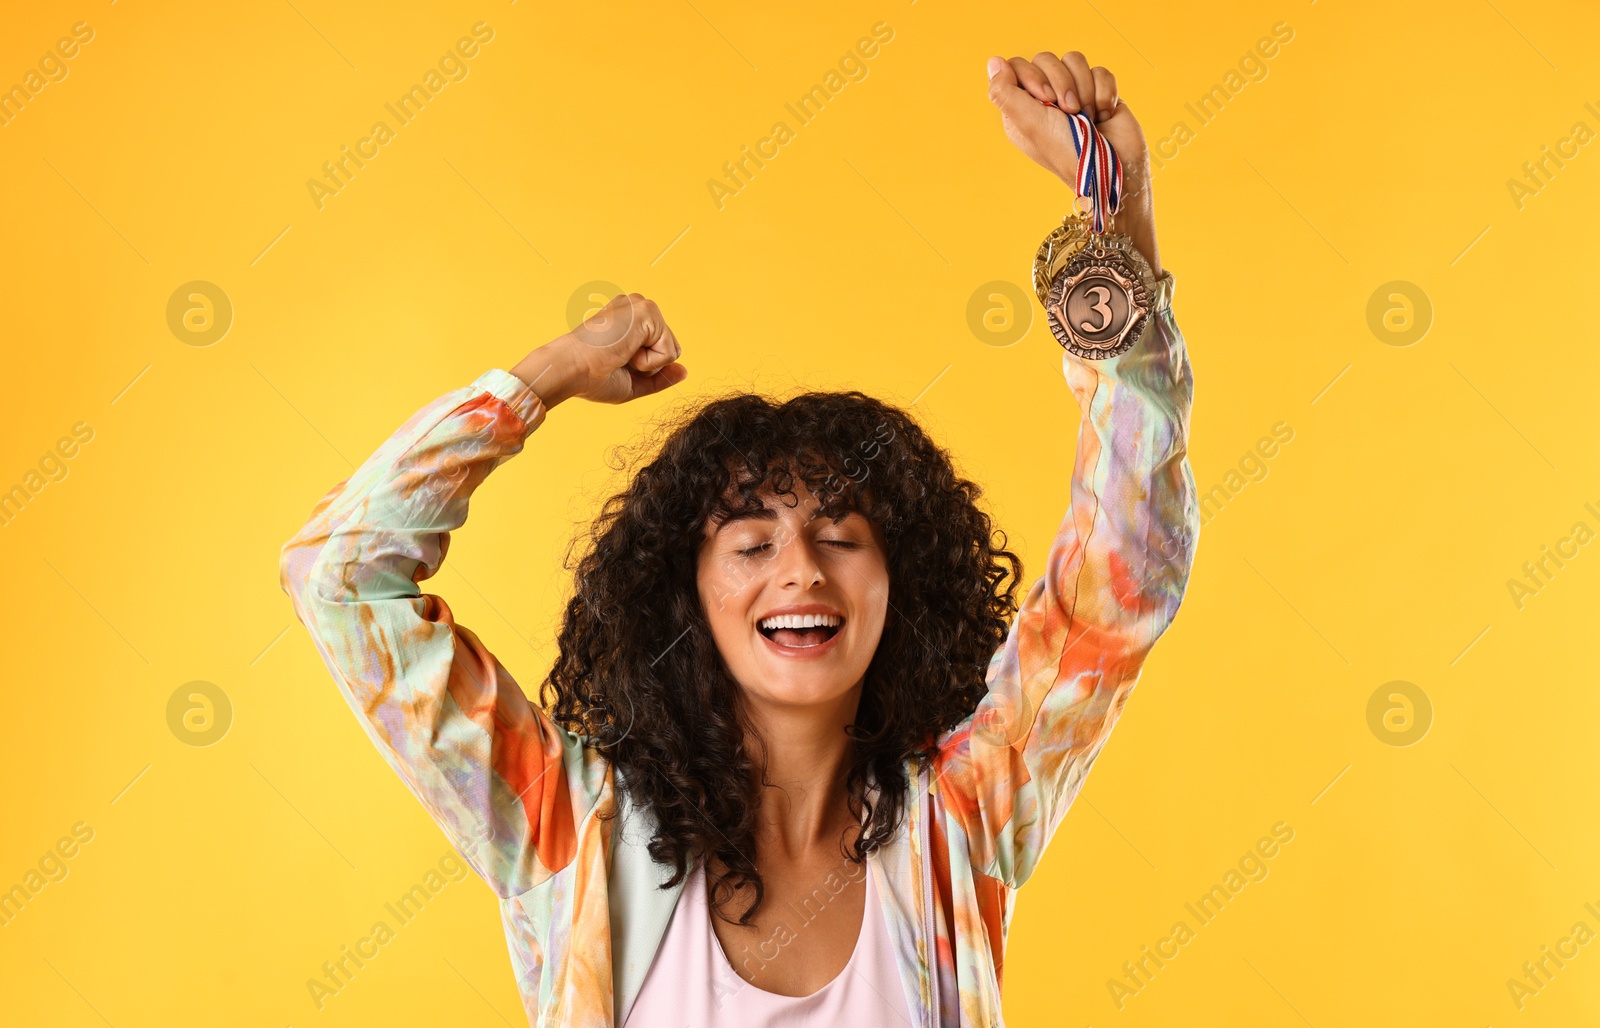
[986,52,1163,360]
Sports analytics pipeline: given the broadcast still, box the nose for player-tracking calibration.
[772,529,825,588]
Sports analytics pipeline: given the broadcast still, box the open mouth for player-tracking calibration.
[757,618,844,649]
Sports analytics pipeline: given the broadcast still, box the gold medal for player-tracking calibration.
[1030,208,1092,309]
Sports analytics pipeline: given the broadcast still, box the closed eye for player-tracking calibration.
[737,539,859,557]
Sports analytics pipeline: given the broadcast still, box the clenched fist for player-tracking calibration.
[985,51,1161,276]
[511,293,688,408]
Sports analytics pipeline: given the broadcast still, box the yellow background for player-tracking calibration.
[2,0,1596,1024]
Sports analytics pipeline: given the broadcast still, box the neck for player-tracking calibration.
[742,686,862,857]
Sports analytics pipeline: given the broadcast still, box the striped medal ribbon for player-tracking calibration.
[1048,100,1123,233]
[1035,97,1155,361]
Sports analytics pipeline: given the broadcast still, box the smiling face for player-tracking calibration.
[696,475,890,716]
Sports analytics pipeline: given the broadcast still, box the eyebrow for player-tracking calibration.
[712,502,838,533]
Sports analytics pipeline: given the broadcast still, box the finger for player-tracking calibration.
[1091,66,1119,123]
[987,55,1040,123]
[1032,52,1079,114]
[651,322,683,369]
[629,361,688,399]
[985,55,1014,90]
[1008,56,1056,106]
[1057,51,1097,121]
[629,311,679,374]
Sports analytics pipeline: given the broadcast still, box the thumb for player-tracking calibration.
[986,56,1018,106]
[629,362,688,399]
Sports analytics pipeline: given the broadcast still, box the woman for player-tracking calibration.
[279,50,1197,1027]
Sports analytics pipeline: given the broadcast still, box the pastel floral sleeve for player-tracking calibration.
[277,368,607,898]
[933,270,1198,888]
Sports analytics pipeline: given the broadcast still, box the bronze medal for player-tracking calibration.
[1029,98,1156,360]
[1044,230,1154,360]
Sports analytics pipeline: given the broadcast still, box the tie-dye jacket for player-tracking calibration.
[278,269,1196,1026]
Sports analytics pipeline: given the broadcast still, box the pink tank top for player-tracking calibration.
[625,855,913,1026]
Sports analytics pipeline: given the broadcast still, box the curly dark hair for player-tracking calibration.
[539,388,1023,925]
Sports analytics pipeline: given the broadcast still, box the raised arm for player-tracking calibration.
[930,51,1199,887]
[278,368,601,897]
[277,295,687,898]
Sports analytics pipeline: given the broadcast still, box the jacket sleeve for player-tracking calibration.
[932,269,1198,889]
[277,368,607,899]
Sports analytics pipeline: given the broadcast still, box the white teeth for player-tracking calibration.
[758,613,842,630]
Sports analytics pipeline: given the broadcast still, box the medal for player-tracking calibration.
[1030,210,1092,309]
[1031,101,1155,360]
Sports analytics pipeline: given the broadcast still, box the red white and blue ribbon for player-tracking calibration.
[1041,99,1122,233]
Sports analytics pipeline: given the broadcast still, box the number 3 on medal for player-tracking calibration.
[1079,285,1112,332]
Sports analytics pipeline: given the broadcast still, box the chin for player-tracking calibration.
[749,677,856,708]
[739,654,867,709]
